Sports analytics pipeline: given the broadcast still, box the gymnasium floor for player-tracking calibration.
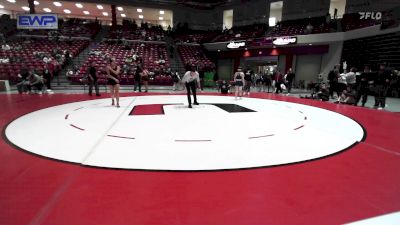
[0,90,399,225]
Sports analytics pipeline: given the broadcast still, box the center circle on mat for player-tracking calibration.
[4,95,365,171]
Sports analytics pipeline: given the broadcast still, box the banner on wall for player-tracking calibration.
[17,14,58,29]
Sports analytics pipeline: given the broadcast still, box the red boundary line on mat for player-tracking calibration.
[70,124,85,131]
[175,140,212,142]
[107,135,135,140]
[294,125,304,130]
[248,134,275,139]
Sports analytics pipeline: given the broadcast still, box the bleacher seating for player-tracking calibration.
[341,32,400,70]
[213,24,267,42]
[341,13,381,31]
[107,23,166,41]
[0,38,89,82]
[174,30,219,44]
[73,42,173,85]
[177,45,215,70]
[268,16,330,37]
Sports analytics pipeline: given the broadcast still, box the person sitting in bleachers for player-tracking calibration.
[1,43,10,51]
[0,58,9,64]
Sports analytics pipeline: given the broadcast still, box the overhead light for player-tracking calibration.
[117,7,123,11]
[0,5,4,8]
[159,17,163,20]
[160,10,165,14]
[53,2,62,7]
[138,15,143,19]
[7,0,16,3]
[22,6,30,11]
[137,8,142,12]
[97,5,103,10]
[64,9,71,14]
[102,12,108,16]
[121,14,126,17]
[75,3,83,8]
[43,8,51,12]
[83,11,89,15]
[34,1,39,5]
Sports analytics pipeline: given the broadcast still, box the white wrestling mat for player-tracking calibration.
[5,95,364,171]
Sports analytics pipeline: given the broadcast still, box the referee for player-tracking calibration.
[182,65,201,108]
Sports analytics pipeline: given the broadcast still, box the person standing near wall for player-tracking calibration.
[243,67,253,96]
[285,68,295,95]
[328,64,340,99]
[355,65,372,107]
[274,69,284,94]
[142,67,149,93]
[198,65,205,91]
[372,63,392,109]
[134,64,142,92]
[234,67,245,100]
[88,61,100,96]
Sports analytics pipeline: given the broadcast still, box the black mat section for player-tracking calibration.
[210,104,256,113]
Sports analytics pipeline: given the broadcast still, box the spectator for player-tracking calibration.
[337,72,347,97]
[134,64,142,92]
[355,65,373,107]
[337,86,356,105]
[328,64,340,98]
[142,67,149,93]
[16,65,30,94]
[243,68,253,96]
[2,43,11,50]
[27,71,44,94]
[88,61,100,96]
[172,70,181,91]
[274,69,284,94]
[285,68,295,95]
[372,63,392,109]
[43,65,53,92]
[345,67,357,89]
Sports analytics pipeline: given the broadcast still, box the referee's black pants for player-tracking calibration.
[185,81,198,107]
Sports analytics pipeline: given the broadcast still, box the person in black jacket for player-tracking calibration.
[43,65,52,92]
[134,64,142,92]
[373,64,392,109]
[328,64,340,98]
[285,68,295,94]
[88,61,100,96]
[355,66,373,107]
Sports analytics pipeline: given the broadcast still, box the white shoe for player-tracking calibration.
[377,107,383,110]
[38,91,43,94]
